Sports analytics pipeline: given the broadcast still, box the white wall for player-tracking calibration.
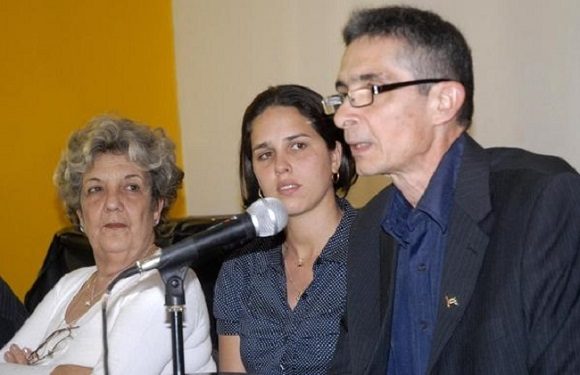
[173,0,580,215]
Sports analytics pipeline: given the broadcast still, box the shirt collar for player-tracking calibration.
[416,134,465,232]
[383,134,465,236]
[259,197,356,272]
[319,198,356,264]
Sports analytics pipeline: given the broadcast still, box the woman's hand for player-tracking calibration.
[50,364,92,375]
[3,347,91,375]
[3,344,31,365]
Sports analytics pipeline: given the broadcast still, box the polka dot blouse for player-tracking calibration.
[214,198,356,375]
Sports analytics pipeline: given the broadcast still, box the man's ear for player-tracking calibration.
[429,81,465,125]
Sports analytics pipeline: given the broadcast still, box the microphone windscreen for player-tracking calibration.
[247,197,288,237]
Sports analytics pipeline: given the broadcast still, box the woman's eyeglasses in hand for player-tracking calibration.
[26,325,79,365]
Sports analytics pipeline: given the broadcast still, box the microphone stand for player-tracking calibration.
[159,266,189,375]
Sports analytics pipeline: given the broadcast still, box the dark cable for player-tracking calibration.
[101,268,134,375]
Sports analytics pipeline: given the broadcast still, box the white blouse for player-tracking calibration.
[0,266,216,374]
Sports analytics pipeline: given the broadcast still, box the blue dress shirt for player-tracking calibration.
[383,135,465,375]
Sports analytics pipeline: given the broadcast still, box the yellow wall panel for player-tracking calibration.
[0,1,184,299]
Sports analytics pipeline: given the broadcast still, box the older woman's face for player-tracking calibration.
[76,153,162,267]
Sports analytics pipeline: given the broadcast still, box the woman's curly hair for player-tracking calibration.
[53,115,184,230]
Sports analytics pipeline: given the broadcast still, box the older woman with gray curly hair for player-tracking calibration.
[1,116,216,375]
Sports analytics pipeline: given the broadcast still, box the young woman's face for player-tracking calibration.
[250,105,341,217]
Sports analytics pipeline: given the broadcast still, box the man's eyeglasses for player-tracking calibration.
[321,78,452,115]
[26,325,79,365]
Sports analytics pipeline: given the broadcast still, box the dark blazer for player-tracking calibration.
[0,276,28,348]
[330,135,580,374]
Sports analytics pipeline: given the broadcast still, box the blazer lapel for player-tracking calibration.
[427,135,492,372]
[348,188,396,373]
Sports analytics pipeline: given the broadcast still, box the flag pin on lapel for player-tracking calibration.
[445,295,459,309]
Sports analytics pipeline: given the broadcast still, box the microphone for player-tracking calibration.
[119,197,288,278]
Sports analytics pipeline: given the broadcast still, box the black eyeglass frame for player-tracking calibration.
[322,78,453,115]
